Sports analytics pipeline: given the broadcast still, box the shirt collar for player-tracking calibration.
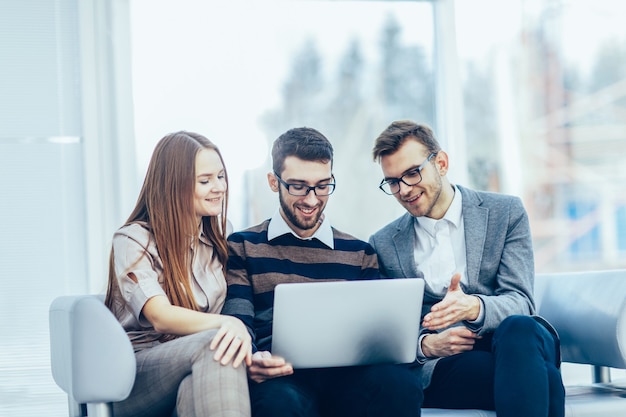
[414,185,463,236]
[198,224,212,246]
[267,208,335,249]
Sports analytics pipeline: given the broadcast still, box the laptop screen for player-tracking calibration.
[271,278,425,368]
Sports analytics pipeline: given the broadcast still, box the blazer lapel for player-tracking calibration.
[392,213,419,277]
[458,186,488,285]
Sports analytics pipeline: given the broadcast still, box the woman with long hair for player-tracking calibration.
[105,131,251,417]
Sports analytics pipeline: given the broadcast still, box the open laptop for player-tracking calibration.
[271,278,424,369]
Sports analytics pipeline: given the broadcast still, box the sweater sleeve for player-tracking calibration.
[221,233,257,346]
[361,242,381,279]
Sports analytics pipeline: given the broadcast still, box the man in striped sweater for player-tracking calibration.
[222,127,421,417]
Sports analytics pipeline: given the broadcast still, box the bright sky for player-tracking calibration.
[454,0,626,75]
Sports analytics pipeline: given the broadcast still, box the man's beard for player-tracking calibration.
[279,191,322,231]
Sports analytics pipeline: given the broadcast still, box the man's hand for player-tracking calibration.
[421,327,480,358]
[422,273,481,330]
[248,351,294,383]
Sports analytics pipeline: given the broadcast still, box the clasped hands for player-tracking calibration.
[420,272,482,359]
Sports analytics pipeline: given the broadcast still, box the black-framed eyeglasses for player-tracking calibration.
[274,172,336,196]
[378,152,437,195]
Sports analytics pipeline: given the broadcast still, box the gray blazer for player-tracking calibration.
[369,185,536,387]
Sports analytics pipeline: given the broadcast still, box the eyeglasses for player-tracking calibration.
[378,152,437,195]
[274,172,336,196]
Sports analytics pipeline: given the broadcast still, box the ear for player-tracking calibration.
[434,151,449,176]
[267,172,279,193]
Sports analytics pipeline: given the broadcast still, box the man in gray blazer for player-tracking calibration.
[368,120,564,417]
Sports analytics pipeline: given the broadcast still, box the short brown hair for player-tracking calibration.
[372,120,442,161]
[272,127,333,175]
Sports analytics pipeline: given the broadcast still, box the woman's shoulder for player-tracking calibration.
[114,221,153,247]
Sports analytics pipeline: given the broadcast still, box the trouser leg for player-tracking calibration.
[113,329,250,417]
[423,350,496,410]
[249,370,321,417]
[492,315,565,417]
[424,316,564,417]
[187,335,250,417]
[250,363,422,417]
[322,364,422,417]
[176,375,195,417]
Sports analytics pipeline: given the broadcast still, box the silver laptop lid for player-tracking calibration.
[271,278,424,369]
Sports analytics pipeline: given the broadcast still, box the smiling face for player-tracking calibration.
[193,148,227,223]
[380,138,453,219]
[268,156,333,238]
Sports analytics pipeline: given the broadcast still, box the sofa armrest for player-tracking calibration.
[49,295,136,404]
[534,270,626,369]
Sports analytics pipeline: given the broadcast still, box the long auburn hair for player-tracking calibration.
[105,131,229,312]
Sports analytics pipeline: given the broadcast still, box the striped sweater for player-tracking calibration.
[222,219,379,352]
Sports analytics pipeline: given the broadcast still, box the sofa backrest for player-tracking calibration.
[49,295,136,404]
[534,270,626,369]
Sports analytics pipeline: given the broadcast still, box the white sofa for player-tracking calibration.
[49,270,626,417]
[49,295,135,417]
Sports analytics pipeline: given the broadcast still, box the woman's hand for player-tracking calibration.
[210,316,252,368]
[142,296,253,367]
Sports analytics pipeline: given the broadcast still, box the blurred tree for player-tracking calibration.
[585,38,626,123]
[262,38,325,141]
[326,37,365,141]
[588,39,626,92]
[379,14,434,124]
[282,38,324,122]
[462,61,499,191]
[255,13,435,237]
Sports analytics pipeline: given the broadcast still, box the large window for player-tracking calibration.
[453,0,626,384]
[454,0,626,273]
[0,1,86,415]
[0,0,134,415]
[130,0,436,239]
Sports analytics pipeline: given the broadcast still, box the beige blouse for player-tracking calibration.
[109,222,226,349]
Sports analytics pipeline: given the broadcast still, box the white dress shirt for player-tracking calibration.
[413,186,484,358]
[413,185,467,296]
